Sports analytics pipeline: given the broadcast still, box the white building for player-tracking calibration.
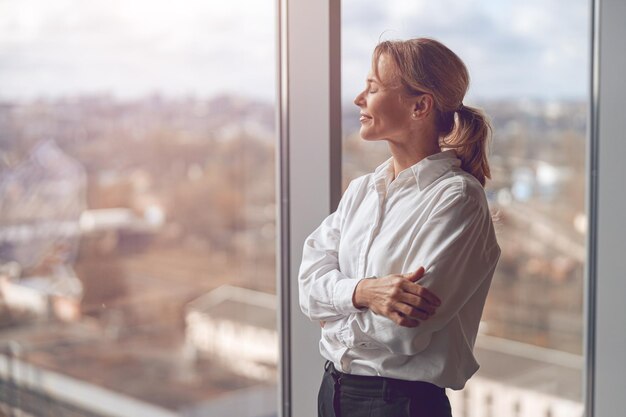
[185,285,278,382]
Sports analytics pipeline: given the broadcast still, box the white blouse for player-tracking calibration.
[298,149,501,390]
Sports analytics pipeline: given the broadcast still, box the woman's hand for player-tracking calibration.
[353,267,441,327]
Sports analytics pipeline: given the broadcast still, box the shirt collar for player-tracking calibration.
[371,149,461,192]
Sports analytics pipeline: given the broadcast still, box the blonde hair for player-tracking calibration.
[371,38,493,187]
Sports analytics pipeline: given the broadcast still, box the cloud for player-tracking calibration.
[0,0,276,101]
[0,0,589,102]
[341,0,590,102]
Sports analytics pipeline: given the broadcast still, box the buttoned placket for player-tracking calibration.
[358,174,411,279]
[340,170,414,371]
[357,178,386,279]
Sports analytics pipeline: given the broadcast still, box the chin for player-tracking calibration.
[359,130,383,141]
[360,136,380,142]
[361,135,384,142]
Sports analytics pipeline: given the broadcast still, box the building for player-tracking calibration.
[185,285,278,382]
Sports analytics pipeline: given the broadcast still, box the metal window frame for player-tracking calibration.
[276,1,341,416]
[584,0,598,415]
[587,1,626,416]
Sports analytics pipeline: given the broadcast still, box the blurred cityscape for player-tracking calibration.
[0,95,277,416]
[0,94,586,416]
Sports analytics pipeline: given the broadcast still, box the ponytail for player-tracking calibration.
[440,105,492,187]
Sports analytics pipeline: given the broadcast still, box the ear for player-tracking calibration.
[410,94,435,120]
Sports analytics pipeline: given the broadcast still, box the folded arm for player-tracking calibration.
[298,182,368,322]
[335,191,501,355]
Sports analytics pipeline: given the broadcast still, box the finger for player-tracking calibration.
[404,266,425,281]
[391,311,420,328]
[401,280,442,307]
[408,266,425,282]
[417,286,442,307]
[398,293,436,315]
[395,301,432,321]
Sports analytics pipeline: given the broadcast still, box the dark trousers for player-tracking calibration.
[318,360,453,417]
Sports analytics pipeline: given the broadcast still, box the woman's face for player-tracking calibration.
[353,53,412,142]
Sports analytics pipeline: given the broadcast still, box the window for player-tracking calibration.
[0,2,278,416]
[341,1,589,415]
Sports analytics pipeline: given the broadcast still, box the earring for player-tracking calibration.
[411,113,418,119]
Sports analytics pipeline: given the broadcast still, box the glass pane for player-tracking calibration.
[342,1,588,415]
[0,2,278,416]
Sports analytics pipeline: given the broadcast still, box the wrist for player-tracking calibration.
[353,277,372,309]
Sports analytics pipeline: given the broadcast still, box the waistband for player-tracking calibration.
[324,360,445,400]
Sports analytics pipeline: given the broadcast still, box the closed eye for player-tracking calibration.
[365,77,378,94]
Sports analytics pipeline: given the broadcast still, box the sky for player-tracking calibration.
[0,0,590,103]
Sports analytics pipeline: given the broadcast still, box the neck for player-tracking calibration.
[387,132,441,179]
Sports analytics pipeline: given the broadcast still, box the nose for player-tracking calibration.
[353,89,365,107]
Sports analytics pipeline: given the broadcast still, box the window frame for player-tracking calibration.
[277,0,626,416]
[276,0,342,416]
[586,1,626,416]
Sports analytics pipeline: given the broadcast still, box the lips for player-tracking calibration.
[359,113,372,122]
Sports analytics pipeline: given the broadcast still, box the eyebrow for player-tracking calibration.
[366,78,377,84]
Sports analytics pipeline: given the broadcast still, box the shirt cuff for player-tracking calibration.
[333,278,368,316]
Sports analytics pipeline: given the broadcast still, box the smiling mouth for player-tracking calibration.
[359,115,372,122]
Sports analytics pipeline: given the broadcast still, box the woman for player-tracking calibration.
[298,38,501,417]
